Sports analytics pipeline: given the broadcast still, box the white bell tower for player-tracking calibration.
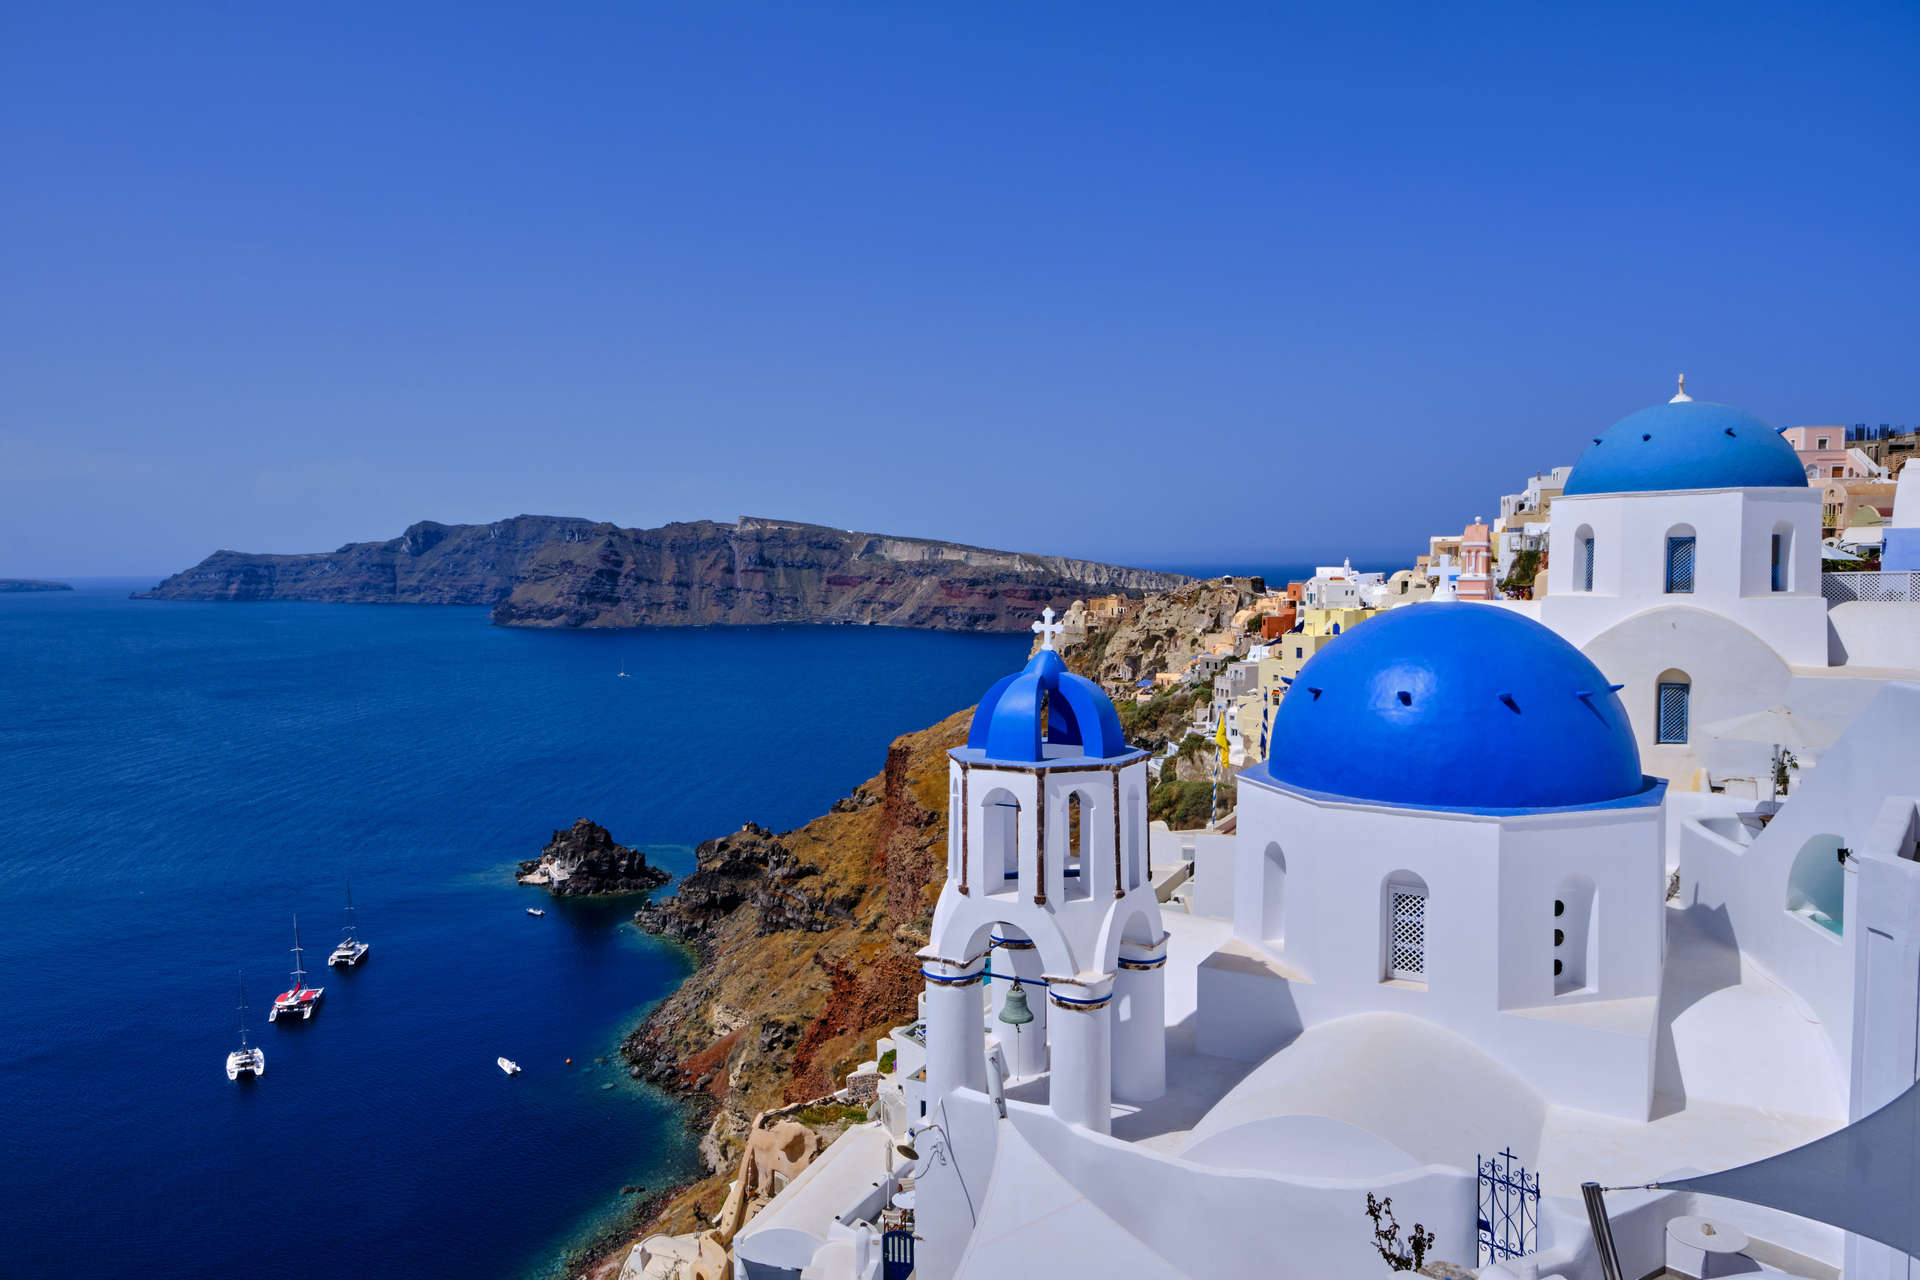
[919,616,1165,1136]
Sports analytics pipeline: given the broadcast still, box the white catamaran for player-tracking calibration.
[226,970,266,1081]
[269,914,324,1022]
[327,878,369,968]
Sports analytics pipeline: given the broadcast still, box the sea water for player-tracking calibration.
[0,584,1025,1279]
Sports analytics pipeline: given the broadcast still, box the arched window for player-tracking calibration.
[1554,874,1597,994]
[1574,524,1596,593]
[1771,522,1794,593]
[1261,843,1286,944]
[1664,524,1697,594]
[1381,871,1429,984]
[983,788,1021,889]
[1655,669,1691,745]
[1787,834,1846,936]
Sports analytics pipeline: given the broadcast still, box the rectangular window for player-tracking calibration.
[1817,437,1830,449]
[1581,536,1595,592]
[1665,536,1696,593]
[1657,682,1690,744]
[1771,534,1786,592]
[1387,890,1427,979]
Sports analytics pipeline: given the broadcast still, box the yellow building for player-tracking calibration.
[1231,605,1376,764]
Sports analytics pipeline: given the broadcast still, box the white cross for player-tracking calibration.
[1032,607,1066,651]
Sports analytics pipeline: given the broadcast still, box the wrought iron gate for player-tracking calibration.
[882,1227,915,1280]
[1477,1147,1539,1265]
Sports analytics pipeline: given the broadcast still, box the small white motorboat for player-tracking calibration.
[526,907,546,917]
[498,1057,521,1076]
[226,971,266,1081]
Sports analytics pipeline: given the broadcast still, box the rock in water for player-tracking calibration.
[517,819,671,897]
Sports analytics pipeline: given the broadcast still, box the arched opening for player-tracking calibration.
[1261,843,1287,944]
[949,778,962,881]
[1575,524,1596,593]
[1381,871,1430,985]
[1664,524,1697,594]
[1771,522,1794,592]
[983,788,1021,890]
[1553,874,1598,994]
[1126,789,1143,890]
[1063,791,1092,902]
[1655,669,1691,745]
[1787,834,1846,936]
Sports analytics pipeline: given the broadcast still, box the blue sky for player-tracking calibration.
[4,1,1916,577]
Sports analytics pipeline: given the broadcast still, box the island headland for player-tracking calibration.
[135,514,1189,631]
[0,579,73,592]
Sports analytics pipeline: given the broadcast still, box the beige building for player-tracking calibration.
[1230,605,1377,764]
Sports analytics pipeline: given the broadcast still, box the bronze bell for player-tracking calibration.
[998,978,1035,1026]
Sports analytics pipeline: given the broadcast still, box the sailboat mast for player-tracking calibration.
[236,970,249,1049]
[291,914,305,988]
[344,877,358,941]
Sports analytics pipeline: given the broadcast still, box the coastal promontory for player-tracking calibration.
[137,514,1188,632]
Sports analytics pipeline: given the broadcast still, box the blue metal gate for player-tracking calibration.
[882,1227,914,1280]
[1477,1148,1539,1265]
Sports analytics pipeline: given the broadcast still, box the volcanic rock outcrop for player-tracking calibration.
[517,819,672,897]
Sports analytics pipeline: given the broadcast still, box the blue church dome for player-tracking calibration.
[1562,396,1807,496]
[1258,603,1650,812]
[968,647,1131,763]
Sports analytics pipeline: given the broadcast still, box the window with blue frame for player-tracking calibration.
[1665,535,1696,593]
[1771,530,1792,592]
[1656,681,1690,744]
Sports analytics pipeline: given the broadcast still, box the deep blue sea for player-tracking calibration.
[0,584,1025,1280]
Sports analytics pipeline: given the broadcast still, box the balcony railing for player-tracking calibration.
[1822,571,1920,604]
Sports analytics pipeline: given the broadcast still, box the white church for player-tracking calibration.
[710,385,1920,1280]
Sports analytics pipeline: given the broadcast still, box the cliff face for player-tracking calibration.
[621,708,966,1236]
[138,514,1187,631]
[135,516,596,605]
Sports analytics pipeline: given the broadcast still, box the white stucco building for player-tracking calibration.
[1510,383,1920,783]
[723,386,1920,1280]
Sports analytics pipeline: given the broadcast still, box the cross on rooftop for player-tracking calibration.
[1032,607,1066,651]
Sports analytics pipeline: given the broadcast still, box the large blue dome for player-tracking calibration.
[1562,399,1807,496]
[967,647,1131,763]
[1257,603,1650,812]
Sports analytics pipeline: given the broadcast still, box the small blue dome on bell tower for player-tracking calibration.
[966,610,1132,763]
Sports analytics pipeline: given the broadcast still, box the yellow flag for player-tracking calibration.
[1216,710,1230,770]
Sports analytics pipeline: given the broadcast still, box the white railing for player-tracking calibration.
[1823,571,1920,604]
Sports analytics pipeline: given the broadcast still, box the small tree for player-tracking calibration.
[1774,748,1799,796]
[1365,1193,1436,1272]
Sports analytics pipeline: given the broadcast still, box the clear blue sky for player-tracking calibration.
[4,1,1915,578]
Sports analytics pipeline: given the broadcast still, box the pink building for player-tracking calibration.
[1782,426,1876,482]
[1457,516,1495,600]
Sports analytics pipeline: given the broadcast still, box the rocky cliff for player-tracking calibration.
[136,514,1188,631]
[617,708,966,1239]
[570,580,1261,1266]
[517,819,672,897]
